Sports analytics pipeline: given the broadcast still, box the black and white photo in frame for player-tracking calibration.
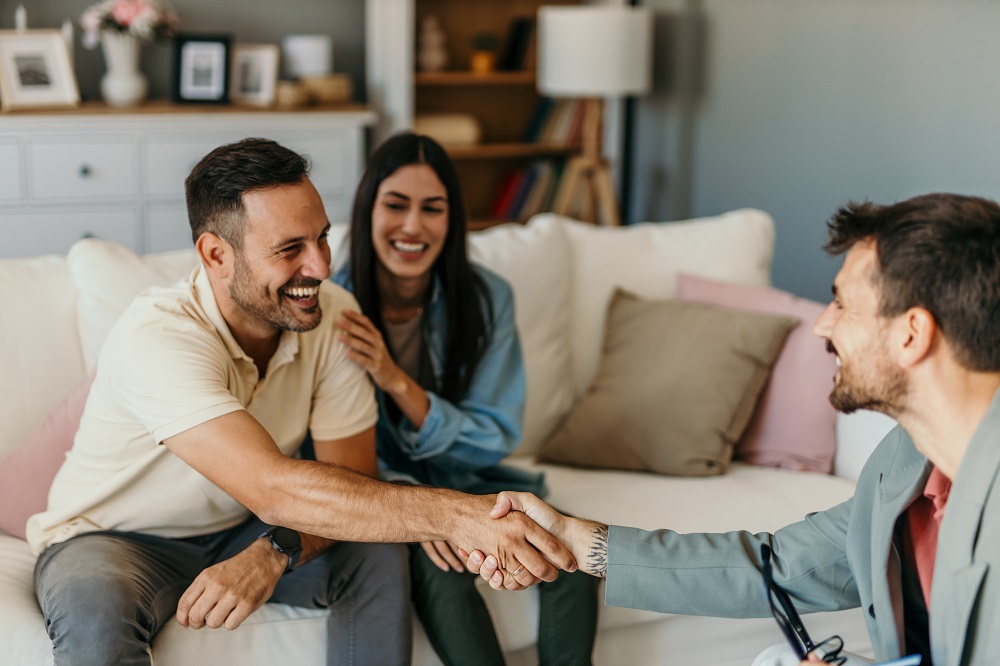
[172,33,231,103]
[230,44,279,107]
[0,30,79,111]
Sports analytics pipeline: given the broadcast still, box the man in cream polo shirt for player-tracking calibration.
[28,138,574,666]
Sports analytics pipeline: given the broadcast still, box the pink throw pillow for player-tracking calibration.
[677,274,837,473]
[0,371,96,539]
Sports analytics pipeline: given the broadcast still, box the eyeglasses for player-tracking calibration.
[760,543,846,665]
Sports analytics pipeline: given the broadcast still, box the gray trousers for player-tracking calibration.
[34,518,411,666]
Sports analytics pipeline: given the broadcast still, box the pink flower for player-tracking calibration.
[111,0,148,28]
[79,0,178,48]
[81,7,101,33]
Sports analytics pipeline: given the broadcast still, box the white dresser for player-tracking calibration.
[0,102,377,258]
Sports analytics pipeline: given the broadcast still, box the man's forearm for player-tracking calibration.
[581,522,609,578]
[260,458,484,545]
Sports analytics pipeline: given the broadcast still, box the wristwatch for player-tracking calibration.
[259,526,302,574]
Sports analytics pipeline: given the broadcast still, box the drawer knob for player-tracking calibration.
[78,164,92,178]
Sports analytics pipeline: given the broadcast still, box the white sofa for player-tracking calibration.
[0,210,896,665]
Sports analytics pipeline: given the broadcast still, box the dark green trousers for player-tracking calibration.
[410,544,600,666]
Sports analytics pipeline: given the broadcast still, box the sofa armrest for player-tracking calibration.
[833,410,897,482]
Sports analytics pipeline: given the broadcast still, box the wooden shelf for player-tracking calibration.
[415,71,536,86]
[447,142,579,160]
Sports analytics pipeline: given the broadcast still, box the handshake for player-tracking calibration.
[450,491,608,591]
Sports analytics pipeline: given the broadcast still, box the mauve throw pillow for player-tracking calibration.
[0,371,95,539]
[539,291,796,476]
[677,274,837,473]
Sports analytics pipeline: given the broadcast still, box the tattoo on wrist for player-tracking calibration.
[586,523,609,578]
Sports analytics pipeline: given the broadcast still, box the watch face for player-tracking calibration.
[270,527,301,552]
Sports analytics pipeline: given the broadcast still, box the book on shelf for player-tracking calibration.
[506,163,539,221]
[540,160,565,213]
[518,161,555,222]
[526,98,585,145]
[548,99,582,144]
[491,169,525,220]
[498,17,535,71]
[489,160,564,223]
[523,97,554,143]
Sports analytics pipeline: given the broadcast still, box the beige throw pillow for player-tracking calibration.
[539,290,797,476]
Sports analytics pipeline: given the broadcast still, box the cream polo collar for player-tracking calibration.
[190,264,301,368]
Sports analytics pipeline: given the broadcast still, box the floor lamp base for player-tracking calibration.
[551,154,621,227]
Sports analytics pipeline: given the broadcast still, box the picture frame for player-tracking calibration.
[172,33,232,104]
[229,44,280,107]
[0,30,80,112]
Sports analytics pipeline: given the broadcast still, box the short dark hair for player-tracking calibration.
[185,138,310,248]
[825,193,1000,371]
[348,132,491,401]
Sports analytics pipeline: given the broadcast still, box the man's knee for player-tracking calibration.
[36,533,190,663]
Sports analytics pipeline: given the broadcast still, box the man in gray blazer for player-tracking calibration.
[469,193,1000,665]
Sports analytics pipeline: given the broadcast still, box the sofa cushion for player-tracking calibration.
[0,372,96,539]
[68,239,201,371]
[540,291,796,476]
[0,256,87,453]
[677,274,838,473]
[557,209,775,402]
[468,218,575,455]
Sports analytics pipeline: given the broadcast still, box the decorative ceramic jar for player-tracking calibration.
[100,31,147,108]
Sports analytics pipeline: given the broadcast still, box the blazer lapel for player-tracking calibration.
[931,390,1000,666]
[870,441,930,659]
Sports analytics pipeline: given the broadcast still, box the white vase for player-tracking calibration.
[100,31,148,108]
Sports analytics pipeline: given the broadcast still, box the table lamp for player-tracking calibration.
[537,5,652,225]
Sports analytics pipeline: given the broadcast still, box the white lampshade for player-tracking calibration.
[537,5,653,97]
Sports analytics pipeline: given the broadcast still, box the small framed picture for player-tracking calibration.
[172,33,232,104]
[230,44,280,107]
[0,30,79,111]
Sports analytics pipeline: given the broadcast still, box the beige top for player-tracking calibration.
[27,266,377,554]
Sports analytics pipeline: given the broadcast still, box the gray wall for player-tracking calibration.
[0,0,365,102]
[629,0,1000,301]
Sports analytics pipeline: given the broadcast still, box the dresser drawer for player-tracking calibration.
[144,134,249,197]
[145,204,195,253]
[0,208,138,258]
[0,141,21,202]
[28,138,138,201]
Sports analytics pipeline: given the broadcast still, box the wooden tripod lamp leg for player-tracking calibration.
[551,97,622,226]
[552,156,586,219]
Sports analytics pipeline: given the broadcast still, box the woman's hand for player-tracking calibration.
[421,540,468,573]
[337,310,405,392]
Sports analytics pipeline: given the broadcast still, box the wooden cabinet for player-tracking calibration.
[0,102,376,258]
[366,0,581,229]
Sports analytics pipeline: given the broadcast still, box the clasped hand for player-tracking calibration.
[463,491,576,591]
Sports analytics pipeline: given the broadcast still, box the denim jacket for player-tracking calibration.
[332,264,546,497]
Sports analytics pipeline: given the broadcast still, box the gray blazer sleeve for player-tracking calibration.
[605,497,861,618]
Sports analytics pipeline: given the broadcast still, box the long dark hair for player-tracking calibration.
[348,132,492,401]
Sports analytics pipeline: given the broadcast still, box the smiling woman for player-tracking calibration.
[329,132,601,665]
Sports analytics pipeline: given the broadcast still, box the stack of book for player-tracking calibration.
[490,160,564,223]
[523,97,586,146]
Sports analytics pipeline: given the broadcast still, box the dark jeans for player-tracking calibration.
[410,543,600,666]
[34,518,411,666]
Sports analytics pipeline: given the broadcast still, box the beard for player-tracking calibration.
[827,341,907,417]
[229,251,322,333]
